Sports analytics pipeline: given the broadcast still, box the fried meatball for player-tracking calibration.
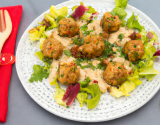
[100,12,121,33]
[57,62,80,86]
[58,18,79,37]
[42,38,63,59]
[123,40,144,62]
[71,34,105,59]
[103,62,128,86]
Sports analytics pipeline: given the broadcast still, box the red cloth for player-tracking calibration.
[0,5,22,122]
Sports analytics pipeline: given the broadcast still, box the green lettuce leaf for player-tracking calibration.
[111,7,127,26]
[142,40,157,59]
[150,31,158,41]
[72,5,78,11]
[80,13,92,20]
[76,92,88,107]
[145,74,156,82]
[80,83,101,109]
[34,51,52,65]
[86,6,96,13]
[119,81,136,96]
[115,0,128,9]
[140,29,148,43]
[79,77,90,88]
[110,87,124,98]
[127,12,144,31]
[34,51,44,61]
[44,13,57,27]
[50,5,68,19]
[138,60,159,81]
[29,25,46,42]
[39,38,45,50]
[50,75,66,106]
[110,68,142,98]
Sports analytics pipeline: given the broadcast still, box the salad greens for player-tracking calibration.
[111,7,127,26]
[50,5,68,19]
[76,92,88,107]
[80,83,101,109]
[28,0,159,108]
[115,0,128,9]
[127,12,144,31]
[110,28,159,97]
[110,68,141,97]
[29,65,49,83]
[29,25,46,42]
[79,77,91,87]
[50,76,66,106]
[63,49,71,57]
[29,5,68,42]
[71,2,97,20]
[111,0,128,26]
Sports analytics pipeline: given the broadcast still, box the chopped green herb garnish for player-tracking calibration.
[97,62,106,70]
[118,67,121,69]
[113,61,116,66]
[118,34,124,40]
[108,23,111,28]
[42,56,53,65]
[73,37,84,46]
[64,50,71,57]
[29,65,49,83]
[83,30,94,36]
[80,24,88,31]
[102,40,115,58]
[60,74,64,77]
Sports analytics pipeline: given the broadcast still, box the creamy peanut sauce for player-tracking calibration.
[87,20,103,35]
[51,30,71,47]
[112,57,132,72]
[77,20,87,27]
[108,27,134,45]
[48,20,133,93]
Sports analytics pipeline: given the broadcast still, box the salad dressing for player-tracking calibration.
[108,27,134,44]
[48,21,134,93]
[51,30,72,47]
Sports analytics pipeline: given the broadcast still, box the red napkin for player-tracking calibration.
[0,5,22,122]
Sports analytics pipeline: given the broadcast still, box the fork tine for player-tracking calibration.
[0,10,12,53]
[0,9,6,32]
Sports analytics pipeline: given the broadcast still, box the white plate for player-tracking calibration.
[16,0,160,122]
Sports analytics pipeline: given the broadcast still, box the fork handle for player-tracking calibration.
[0,10,12,53]
[0,37,7,52]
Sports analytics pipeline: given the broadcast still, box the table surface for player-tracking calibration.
[1,0,160,125]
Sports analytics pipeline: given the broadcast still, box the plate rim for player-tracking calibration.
[15,0,160,122]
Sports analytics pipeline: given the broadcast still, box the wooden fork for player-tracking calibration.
[0,10,16,65]
[0,9,12,52]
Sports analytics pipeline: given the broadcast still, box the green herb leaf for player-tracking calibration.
[64,49,71,57]
[83,30,94,36]
[73,37,85,46]
[79,77,91,88]
[118,66,121,69]
[29,65,49,83]
[80,24,88,31]
[118,33,124,40]
[97,62,106,70]
[102,40,114,58]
